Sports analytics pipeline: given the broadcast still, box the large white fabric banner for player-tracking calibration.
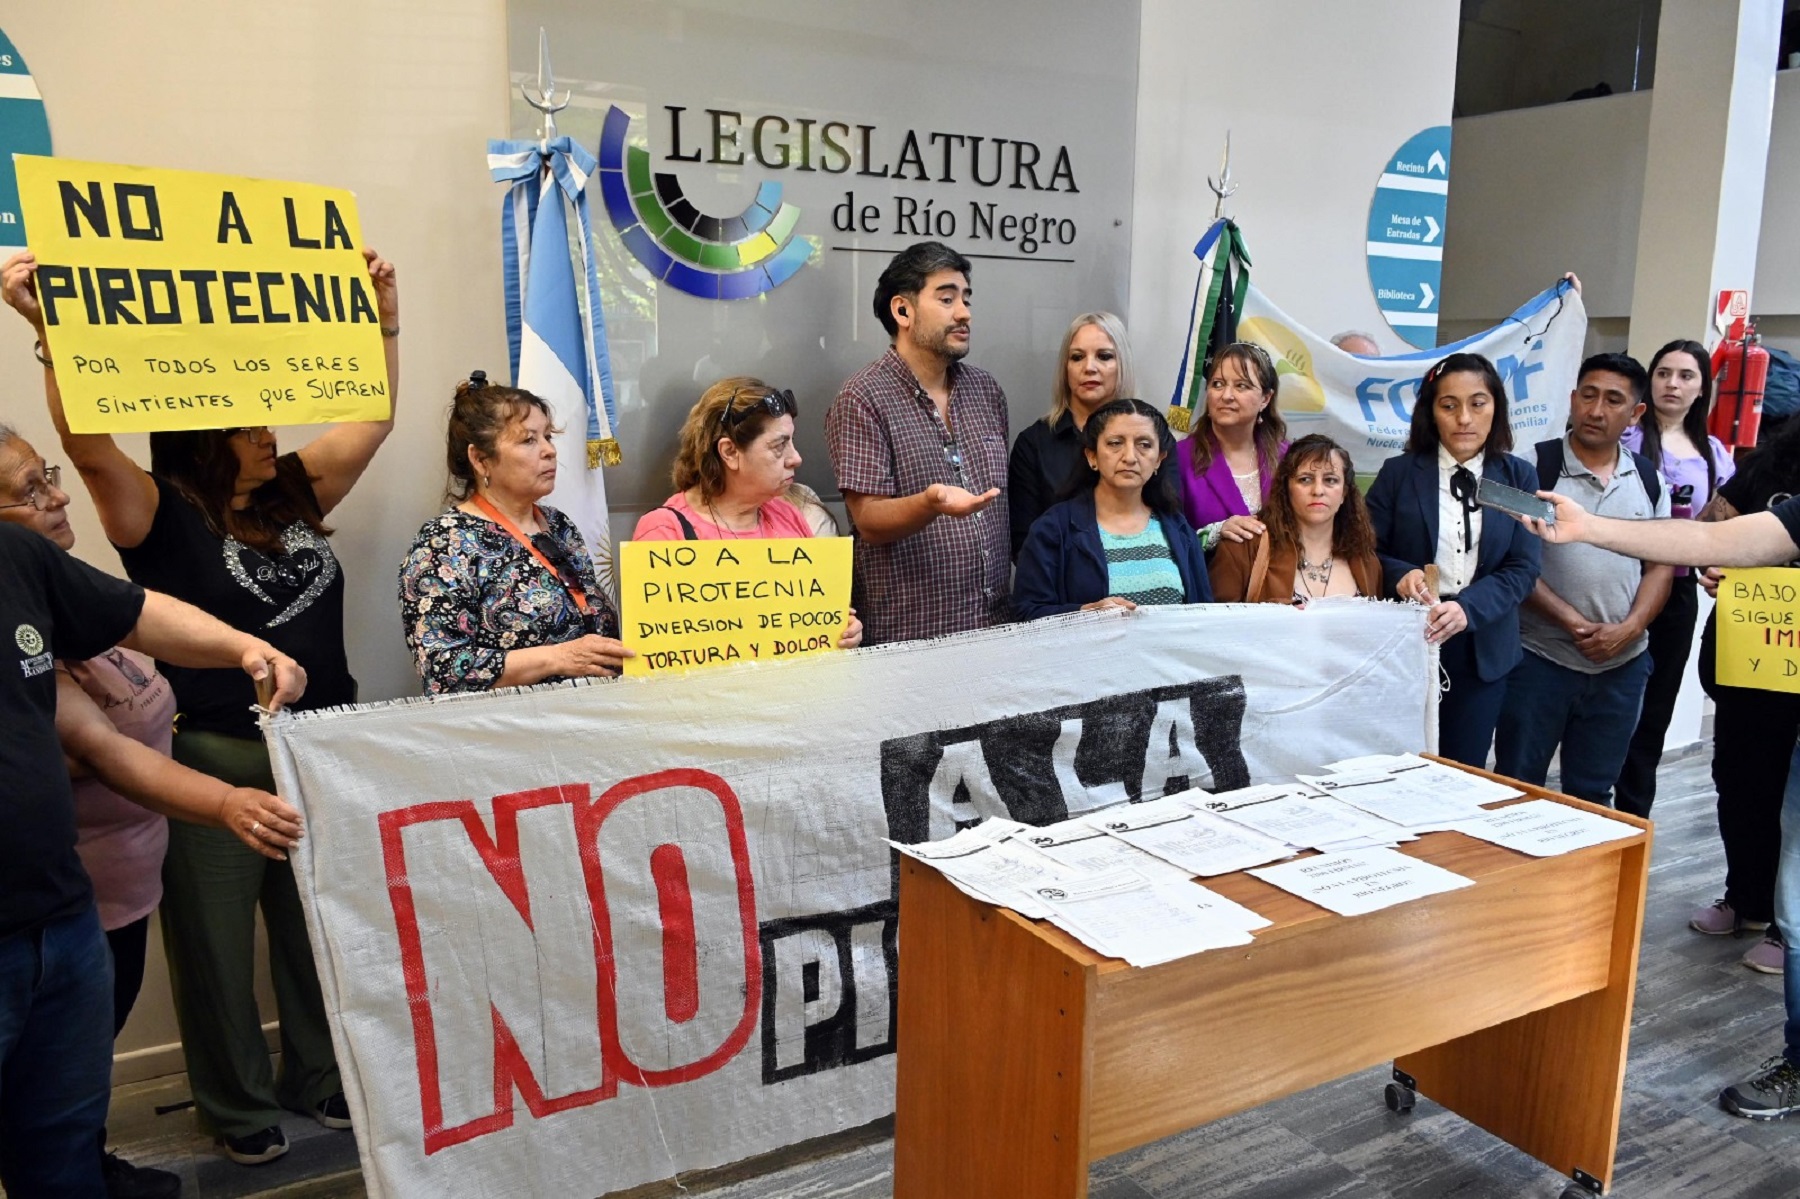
[1234,280,1589,474]
[266,603,1433,1198]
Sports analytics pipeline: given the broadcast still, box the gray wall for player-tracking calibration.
[510,0,1141,517]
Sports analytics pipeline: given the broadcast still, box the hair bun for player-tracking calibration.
[468,370,488,389]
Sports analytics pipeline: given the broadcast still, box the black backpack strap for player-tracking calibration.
[1533,438,1565,492]
[659,506,700,541]
[1628,449,1662,509]
[1536,437,1662,510]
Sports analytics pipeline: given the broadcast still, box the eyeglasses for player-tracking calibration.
[717,387,795,437]
[0,464,63,512]
[223,426,273,444]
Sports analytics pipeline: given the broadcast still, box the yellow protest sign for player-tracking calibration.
[1716,567,1800,693]
[619,537,852,676]
[15,155,388,433]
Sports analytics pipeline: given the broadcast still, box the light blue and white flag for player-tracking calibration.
[489,136,621,595]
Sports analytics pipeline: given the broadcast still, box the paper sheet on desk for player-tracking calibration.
[1248,847,1474,916]
[890,827,1076,918]
[1453,800,1640,857]
[1096,802,1294,877]
[1298,768,1488,831]
[1323,753,1525,807]
[1034,871,1255,967]
[1205,790,1411,852]
[1013,815,1198,884]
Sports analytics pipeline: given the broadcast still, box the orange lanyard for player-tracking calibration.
[470,494,591,615]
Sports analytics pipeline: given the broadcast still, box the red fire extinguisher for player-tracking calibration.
[1710,324,1769,451]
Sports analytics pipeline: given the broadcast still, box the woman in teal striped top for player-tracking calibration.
[1012,399,1213,619]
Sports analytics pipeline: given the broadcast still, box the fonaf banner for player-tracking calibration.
[1231,280,1588,475]
[266,602,1434,1198]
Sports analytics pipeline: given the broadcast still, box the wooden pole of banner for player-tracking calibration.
[892,764,1650,1199]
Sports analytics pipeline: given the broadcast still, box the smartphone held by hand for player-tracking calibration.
[1476,477,1556,526]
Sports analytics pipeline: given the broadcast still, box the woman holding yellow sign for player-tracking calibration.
[2,247,398,1166]
[400,374,630,693]
[631,377,863,648]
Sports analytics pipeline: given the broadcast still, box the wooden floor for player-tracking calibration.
[99,750,1796,1199]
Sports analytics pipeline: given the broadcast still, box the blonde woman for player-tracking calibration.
[1008,312,1171,557]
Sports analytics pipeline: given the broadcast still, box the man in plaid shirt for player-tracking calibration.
[826,243,1011,645]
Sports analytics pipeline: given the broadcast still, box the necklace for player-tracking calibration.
[707,502,762,538]
[1298,552,1335,595]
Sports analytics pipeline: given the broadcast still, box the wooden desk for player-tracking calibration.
[892,765,1651,1199]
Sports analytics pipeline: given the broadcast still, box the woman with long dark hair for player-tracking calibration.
[1614,339,1737,818]
[1013,398,1211,618]
[1364,352,1542,768]
[1209,434,1382,604]
[2,247,399,1165]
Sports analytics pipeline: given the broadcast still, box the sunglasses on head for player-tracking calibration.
[717,387,795,437]
[530,531,578,581]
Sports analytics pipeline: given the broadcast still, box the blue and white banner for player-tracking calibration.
[1229,279,1587,475]
[489,137,622,593]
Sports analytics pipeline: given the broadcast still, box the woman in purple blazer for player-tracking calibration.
[1177,342,1289,551]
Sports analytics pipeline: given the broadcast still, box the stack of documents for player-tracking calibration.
[891,756,1643,961]
[891,817,1274,967]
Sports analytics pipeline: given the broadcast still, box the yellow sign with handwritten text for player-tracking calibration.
[15,156,387,433]
[619,537,852,676]
[1716,567,1800,694]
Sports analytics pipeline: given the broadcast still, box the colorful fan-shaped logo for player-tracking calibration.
[597,106,812,300]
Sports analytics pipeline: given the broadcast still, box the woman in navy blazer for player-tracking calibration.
[1365,352,1542,767]
[1015,399,1212,619]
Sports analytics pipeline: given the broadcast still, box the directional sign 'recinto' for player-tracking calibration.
[1365,126,1450,350]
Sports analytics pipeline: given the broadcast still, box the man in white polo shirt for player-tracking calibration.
[1494,353,1672,805]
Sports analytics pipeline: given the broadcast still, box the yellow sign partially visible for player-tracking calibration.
[15,155,388,433]
[619,537,853,676]
[1716,566,1800,694]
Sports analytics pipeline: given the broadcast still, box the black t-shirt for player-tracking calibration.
[1700,456,1800,703]
[1773,494,1800,551]
[0,523,144,938]
[115,456,356,738]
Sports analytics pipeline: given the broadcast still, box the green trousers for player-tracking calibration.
[162,729,341,1137]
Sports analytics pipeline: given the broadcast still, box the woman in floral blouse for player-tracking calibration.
[398,374,629,693]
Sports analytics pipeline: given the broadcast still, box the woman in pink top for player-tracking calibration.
[633,378,862,646]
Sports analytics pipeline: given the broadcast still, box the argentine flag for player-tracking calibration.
[490,137,622,598]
